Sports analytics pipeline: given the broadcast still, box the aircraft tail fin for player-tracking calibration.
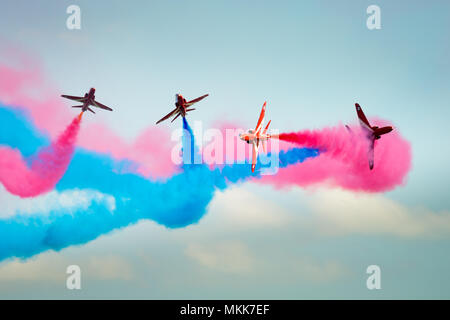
[186,108,196,112]
[261,120,271,154]
[345,125,353,134]
[87,107,96,114]
[263,120,271,135]
[72,105,83,108]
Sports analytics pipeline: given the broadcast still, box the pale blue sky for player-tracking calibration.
[0,0,449,299]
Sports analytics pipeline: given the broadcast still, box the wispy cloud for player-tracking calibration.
[206,187,291,229]
[0,252,134,283]
[186,241,254,275]
[0,185,115,219]
[307,189,450,238]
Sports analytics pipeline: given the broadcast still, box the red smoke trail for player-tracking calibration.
[266,120,412,192]
[0,113,83,197]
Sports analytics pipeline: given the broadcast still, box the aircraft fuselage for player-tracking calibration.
[81,88,96,112]
[239,130,271,144]
[175,94,188,117]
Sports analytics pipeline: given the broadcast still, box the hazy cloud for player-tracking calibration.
[307,189,450,238]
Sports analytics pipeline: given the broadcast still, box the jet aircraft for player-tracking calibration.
[156,93,209,124]
[349,103,394,170]
[239,101,272,172]
[61,88,113,114]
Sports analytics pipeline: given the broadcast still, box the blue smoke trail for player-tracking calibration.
[0,105,318,261]
[0,107,48,156]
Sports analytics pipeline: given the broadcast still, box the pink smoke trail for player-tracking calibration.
[0,114,82,198]
[265,120,412,192]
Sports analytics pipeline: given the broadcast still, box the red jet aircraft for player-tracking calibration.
[239,101,272,172]
[350,103,394,170]
[61,88,113,114]
[156,93,209,124]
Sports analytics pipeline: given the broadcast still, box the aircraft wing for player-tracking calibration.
[186,94,209,106]
[254,102,267,134]
[156,108,178,124]
[368,137,375,170]
[171,113,181,123]
[251,141,259,172]
[92,100,113,111]
[61,95,86,102]
[355,103,373,132]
